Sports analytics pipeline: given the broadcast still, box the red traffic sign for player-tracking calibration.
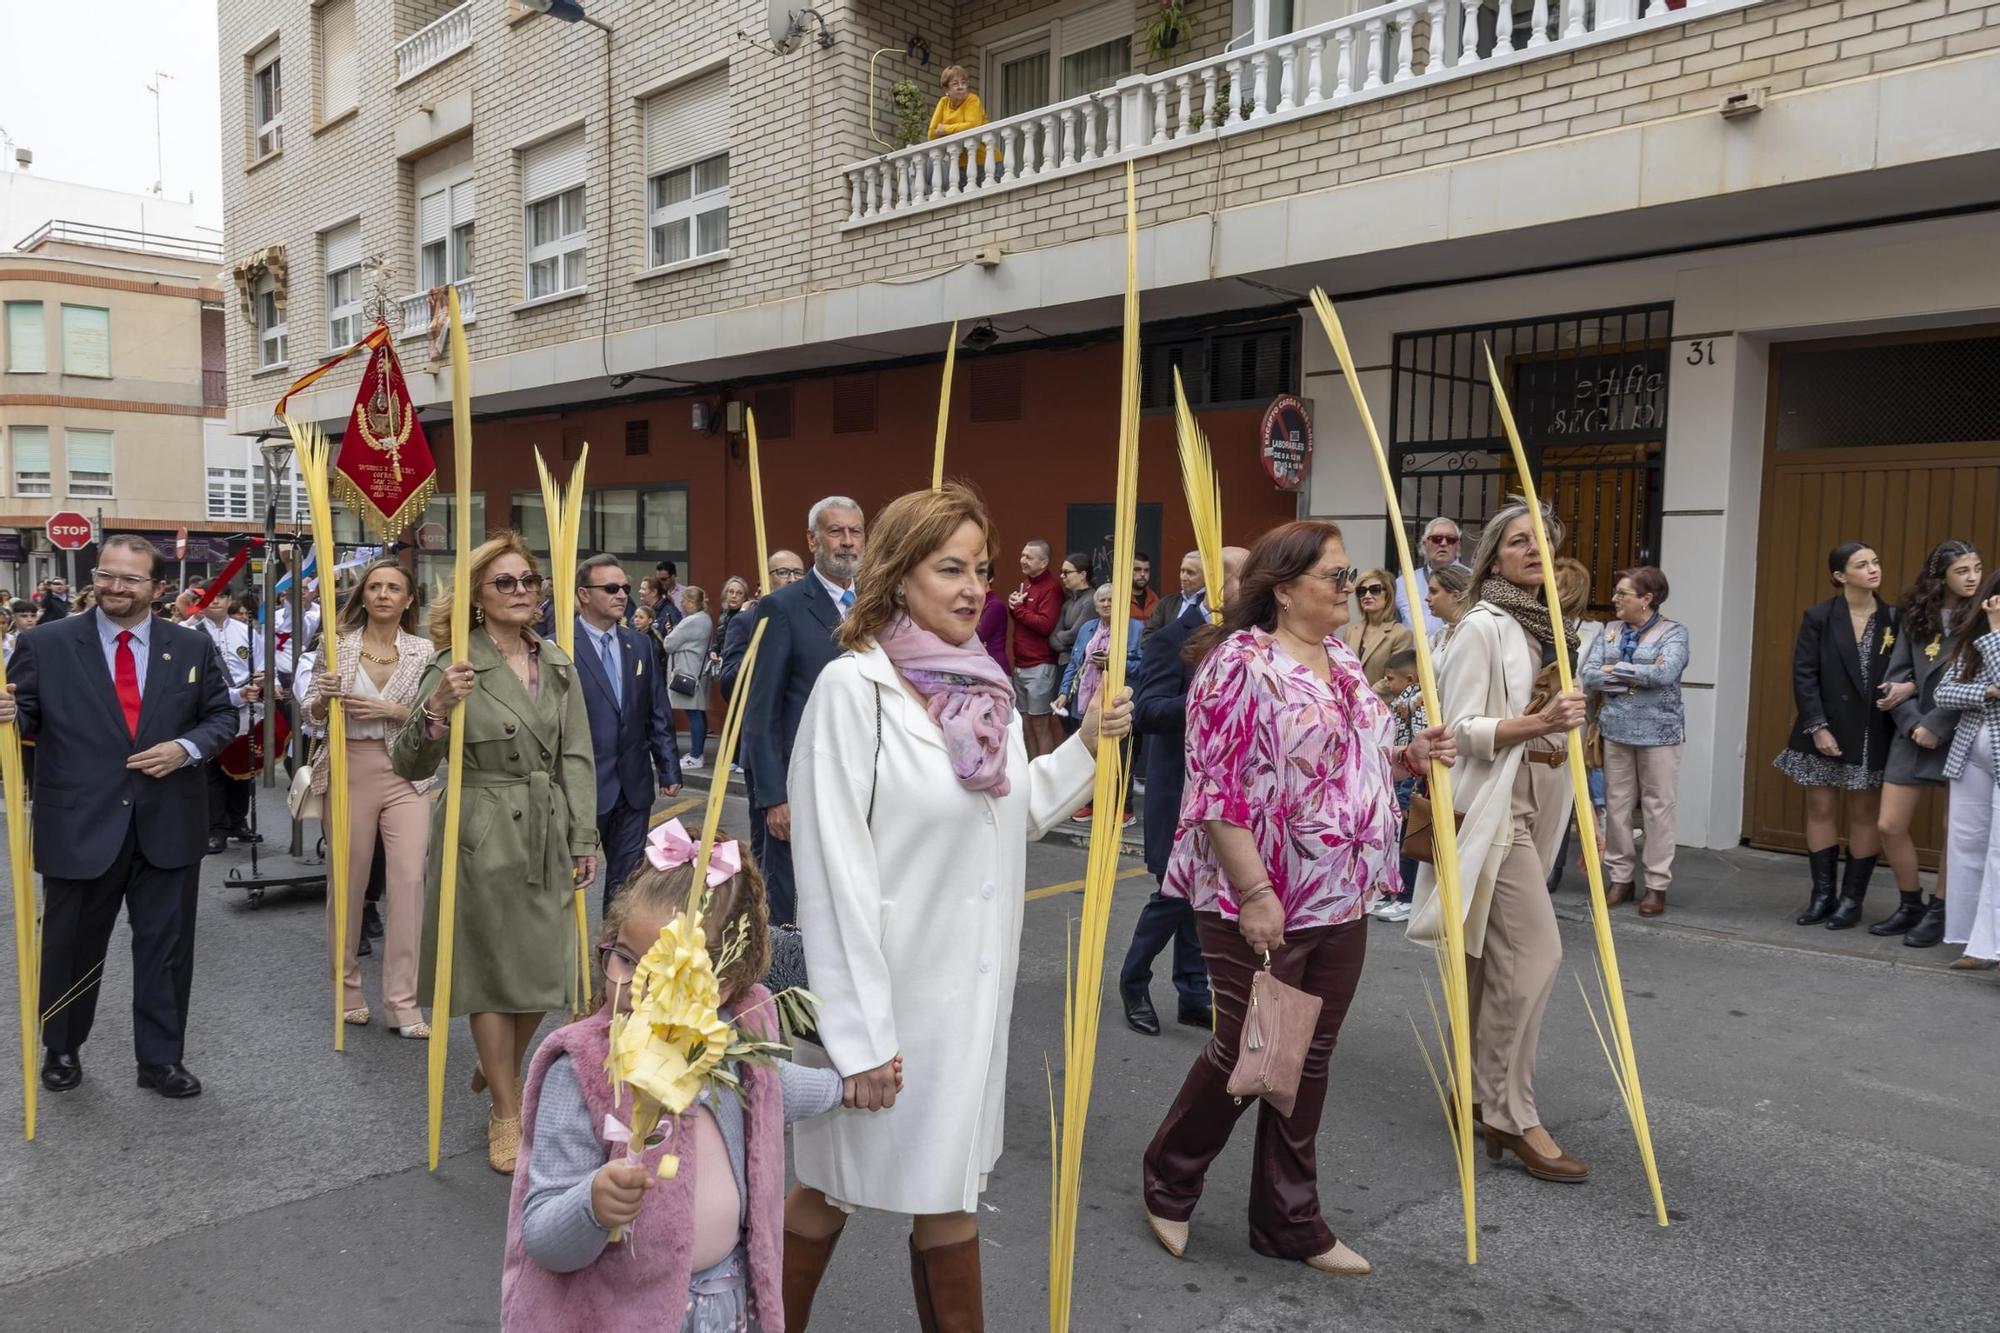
[45,511,93,551]
[415,521,447,551]
[175,526,189,560]
[1259,394,1314,491]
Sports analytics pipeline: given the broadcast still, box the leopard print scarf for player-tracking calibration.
[1480,576,1580,657]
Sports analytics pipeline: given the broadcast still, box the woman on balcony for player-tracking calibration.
[927,65,991,185]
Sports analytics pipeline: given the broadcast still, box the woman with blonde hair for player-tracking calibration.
[393,534,599,1174]
[1338,566,1415,688]
[782,483,1131,1330]
[303,558,436,1037]
[662,584,714,769]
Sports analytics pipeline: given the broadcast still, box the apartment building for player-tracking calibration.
[219,0,2000,855]
[0,201,237,592]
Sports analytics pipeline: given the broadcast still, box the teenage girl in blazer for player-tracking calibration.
[1774,542,1902,930]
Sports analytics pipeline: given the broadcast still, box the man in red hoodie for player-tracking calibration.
[1008,538,1064,758]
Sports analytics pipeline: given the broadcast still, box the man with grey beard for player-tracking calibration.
[742,496,865,927]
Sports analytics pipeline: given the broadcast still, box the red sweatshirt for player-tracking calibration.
[1007,569,1062,668]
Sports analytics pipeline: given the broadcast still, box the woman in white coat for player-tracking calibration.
[1408,498,1590,1183]
[782,484,1131,1332]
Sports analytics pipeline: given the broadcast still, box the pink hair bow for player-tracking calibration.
[645,817,741,886]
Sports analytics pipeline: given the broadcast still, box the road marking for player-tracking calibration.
[1026,866,1148,902]
[650,793,708,825]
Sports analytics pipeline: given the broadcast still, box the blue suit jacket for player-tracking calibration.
[12,609,239,880]
[574,617,681,816]
[741,575,846,811]
[1131,603,1205,878]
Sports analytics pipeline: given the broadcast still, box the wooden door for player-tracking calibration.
[1743,441,2000,856]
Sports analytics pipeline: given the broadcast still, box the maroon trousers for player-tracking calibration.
[1141,913,1367,1259]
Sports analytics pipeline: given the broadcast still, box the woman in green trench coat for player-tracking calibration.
[392,533,598,1174]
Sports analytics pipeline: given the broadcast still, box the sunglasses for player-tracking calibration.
[1356,583,1388,598]
[587,581,632,596]
[1300,565,1359,590]
[1426,533,1460,545]
[485,573,546,594]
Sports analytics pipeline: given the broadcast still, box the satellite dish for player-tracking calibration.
[766,1,803,54]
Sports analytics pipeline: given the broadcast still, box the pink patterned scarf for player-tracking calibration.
[878,614,1016,797]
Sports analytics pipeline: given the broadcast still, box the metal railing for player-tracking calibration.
[12,219,223,262]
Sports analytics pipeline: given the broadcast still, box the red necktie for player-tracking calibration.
[115,630,142,739]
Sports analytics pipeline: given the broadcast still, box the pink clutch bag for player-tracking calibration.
[1225,956,1322,1118]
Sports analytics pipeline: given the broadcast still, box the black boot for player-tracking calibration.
[1868,889,1926,936]
[1796,847,1840,925]
[1903,895,1947,948]
[1826,853,1878,930]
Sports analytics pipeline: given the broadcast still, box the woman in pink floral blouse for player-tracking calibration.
[1140,520,1455,1278]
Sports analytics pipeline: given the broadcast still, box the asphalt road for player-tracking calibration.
[1,787,1996,1332]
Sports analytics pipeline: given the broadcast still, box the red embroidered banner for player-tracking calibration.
[334,327,438,541]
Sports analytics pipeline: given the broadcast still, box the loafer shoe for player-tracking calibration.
[137,1062,203,1099]
[1122,989,1160,1036]
[40,1050,81,1092]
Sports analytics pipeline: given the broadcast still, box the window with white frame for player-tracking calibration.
[4,302,44,373]
[256,274,287,368]
[521,128,587,301]
[60,305,111,377]
[644,69,730,270]
[323,220,364,348]
[207,465,251,521]
[318,0,357,120]
[65,429,114,498]
[415,139,476,291]
[986,3,1132,119]
[250,469,310,522]
[12,427,50,497]
[251,40,284,158]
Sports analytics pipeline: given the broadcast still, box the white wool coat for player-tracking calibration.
[789,643,1097,1215]
[1408,602,1576,956]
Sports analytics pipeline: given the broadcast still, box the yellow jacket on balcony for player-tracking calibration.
[928,91,995,166]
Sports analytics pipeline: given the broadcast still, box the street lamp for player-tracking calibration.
[257,436,293,789]
[518,0,613,32]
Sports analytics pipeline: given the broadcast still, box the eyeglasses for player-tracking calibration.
[597,943,639,984]
[1299,565,1358,590]
[485,573,546,594]
[1426,533,1460,545]
[770,566,806,580]
[587,581,632,596]
[91,569,156,590]
[1356,583,1388,598]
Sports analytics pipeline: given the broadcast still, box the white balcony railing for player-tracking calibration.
[395,1,473,85]
[398,279,476,343]
[842,0,1733,227]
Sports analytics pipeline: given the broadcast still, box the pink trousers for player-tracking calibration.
[325,739,430,1027]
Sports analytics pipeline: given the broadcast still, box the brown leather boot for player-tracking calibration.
[910,1233,985,1333]
[1604,881,1634,908]
[783,1227,843,1331]
[1637,889,1666,917]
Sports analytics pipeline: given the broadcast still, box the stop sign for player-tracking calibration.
[415,521,446,551]
[45,511,93,551]
[175,525,189,560]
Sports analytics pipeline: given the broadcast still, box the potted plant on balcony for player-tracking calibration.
[1145,0,1191,56]
[890,79,929,150]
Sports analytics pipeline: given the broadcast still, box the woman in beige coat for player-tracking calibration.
[1408,499,1590,1183]
[393,534,599,1174]
[1338,566,1415,688]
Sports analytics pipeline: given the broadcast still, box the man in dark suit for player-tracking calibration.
[743,500,864,927]
[1,535,239,1098]
[1118,545,1246,1035]
[574,553,682,908]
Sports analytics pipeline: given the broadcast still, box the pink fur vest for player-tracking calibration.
[499,986,787,1332]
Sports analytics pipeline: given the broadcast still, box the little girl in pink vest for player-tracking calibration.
[501,824,849,1332]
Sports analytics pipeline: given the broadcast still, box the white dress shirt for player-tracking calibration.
[95,612,204,766]
[814,567,856,620]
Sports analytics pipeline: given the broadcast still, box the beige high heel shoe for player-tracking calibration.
[1303,1239,1372,1275]
[487,1111,521,1173]
[1144,1211,1188,1259]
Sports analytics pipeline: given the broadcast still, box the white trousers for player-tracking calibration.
[1944,755,2000,960]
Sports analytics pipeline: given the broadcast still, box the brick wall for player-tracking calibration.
[220,0,2000,418]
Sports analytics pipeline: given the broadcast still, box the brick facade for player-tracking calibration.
[219,0,2000,420]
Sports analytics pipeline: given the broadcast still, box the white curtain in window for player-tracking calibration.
[321,0,357,115]
[60,306,111,377]
[67,429,113,476]
[12,427,50,475]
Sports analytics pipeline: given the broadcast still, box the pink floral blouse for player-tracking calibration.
[1162,628,1401,929]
